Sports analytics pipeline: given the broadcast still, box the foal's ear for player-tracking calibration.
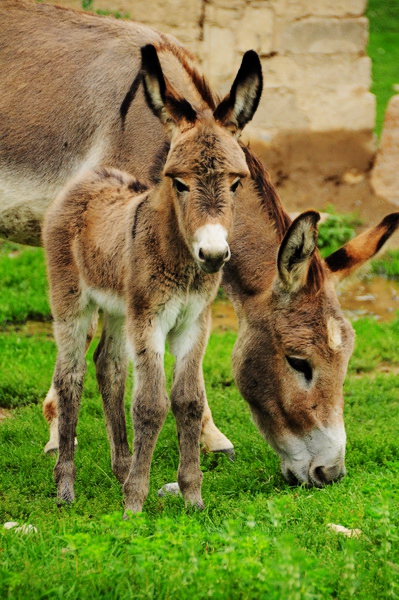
[140,44,197,129]
[325,212,399,281]
[214,50,263,136]
[277,211,320,292]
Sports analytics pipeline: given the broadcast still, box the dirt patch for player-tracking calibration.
[353,362,399,379]
[0,409,11,423]
[212,301,238,332]
[338,276,399,322]
[250,131,399,242]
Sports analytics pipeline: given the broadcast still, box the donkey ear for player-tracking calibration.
[214,50,263,136]
[140,44,197,128]
[325,212,399,281]
[277,211,320,292]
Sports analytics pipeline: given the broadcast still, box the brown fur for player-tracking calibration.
[223,157,399,486]
[42,43,261,513]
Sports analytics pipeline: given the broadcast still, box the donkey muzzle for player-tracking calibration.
[197,245,231,273]
[276,425,347,488]
[283,460,346,488]
[193,224,231,274]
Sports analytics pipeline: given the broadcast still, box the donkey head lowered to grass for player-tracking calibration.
[42,44,262,513]
[223,149,399,487]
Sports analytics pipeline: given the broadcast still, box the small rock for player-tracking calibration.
[158,482,181,497]
[371,95,399,206]
[342,170,364,185]
[355,294,375,302]
[327,523,362,538]
[4,522,19,530]
[4,521,37,534]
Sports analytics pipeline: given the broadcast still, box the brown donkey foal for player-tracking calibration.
[42,45,262,513]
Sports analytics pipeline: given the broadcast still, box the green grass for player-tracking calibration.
[2,2,399,591]
[0,329,398,598]
[0,242,50,324]
[367,0,399,136]
[372,249,399,279]
[317,206,361,258]
[1,244,399,598]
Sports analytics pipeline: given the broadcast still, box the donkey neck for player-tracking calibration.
[223,178,285,308]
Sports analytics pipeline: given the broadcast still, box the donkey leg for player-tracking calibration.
[123,328,169,514]
[43,310,98,454]
[43,383,59,454]
[52,309,95,503]
[93,314,131,485]
[200,399,234,461]
[168,311,215,510]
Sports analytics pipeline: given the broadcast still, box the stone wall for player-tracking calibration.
[50,0,391,220]
[89,0,374,139]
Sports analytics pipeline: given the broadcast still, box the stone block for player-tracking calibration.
[131,0,202,27]
[236,5,275,55]
[202,25,237,91]
[274,0,366,18]
[371,95,399,205]
[251,87,310,131]
[207,0,250,9]
[296,88,375,131]
[275,17,368,54]
[262,55,371,91]
[205,4,240,27]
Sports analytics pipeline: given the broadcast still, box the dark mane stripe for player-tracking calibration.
[241,145,291,240]
[156,37,218,110]
[242,145,325,290]
[120,72,141,129]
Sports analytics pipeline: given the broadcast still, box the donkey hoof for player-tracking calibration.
[157,482,181,497]
[214,447,235,462]
[56,487,75,505]
[185,498,205,512]
[123,502,144,518]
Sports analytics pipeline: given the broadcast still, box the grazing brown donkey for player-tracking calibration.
[42,43,262,512]
[2,1,399,493]
[223,148,399,486]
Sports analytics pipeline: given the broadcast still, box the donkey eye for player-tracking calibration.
[286,356,313,382]
[230,178,242,194]
[173,178,190,194]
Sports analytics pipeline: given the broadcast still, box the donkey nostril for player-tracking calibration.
[223,247,231,262]
[312,464,345,486]
[314,466,327,484]
[198,248,205,261]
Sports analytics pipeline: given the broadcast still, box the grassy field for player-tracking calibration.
[0,235,399,599]
[1,2,399,598]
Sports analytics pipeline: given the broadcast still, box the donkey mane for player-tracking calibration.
[241,145,290,241]
[241,145,325,292]
[155,39,218,111]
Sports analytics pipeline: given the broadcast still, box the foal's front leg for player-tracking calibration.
[93,313,131,485]
[123,319,169,514]
[168,308,213,510]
